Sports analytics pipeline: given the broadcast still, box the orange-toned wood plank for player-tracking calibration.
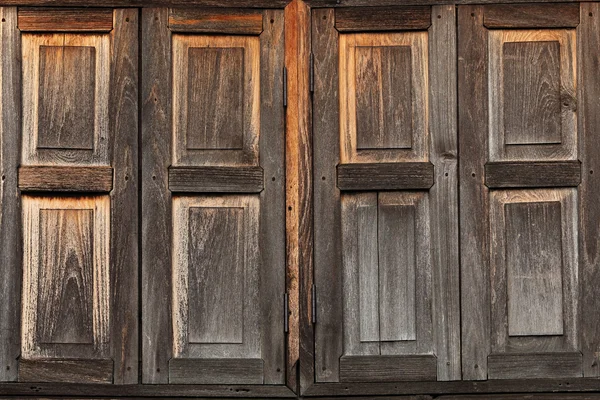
[169,8,263,34]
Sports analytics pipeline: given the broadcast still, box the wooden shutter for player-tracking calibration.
[142,8,286,385]
[460,3,600,380]
[312,5,460,383]
[0,7,138,384]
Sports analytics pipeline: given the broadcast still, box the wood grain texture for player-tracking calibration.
[355,45,412,150]
[168,166,264,193]
[141,8,172,384]
[485,161,582,188]
[335,6,431,32]
[169,8,263,34]
[579,3,600,378]
[259,8,286,385]
[8,0,290,6]
[168,358,264,384]
[18,166,113,192]
[38,45,95,150]
[312,8,342,383]
[428,4,461,381]
[488,353,583,379]
[18,359,113,384]
[21,196,110,360]
[109,8,138,384]
[340,355,437,382]
[340,32,428,163]
[307,0,584,5]
[458,5,490,380]
[17,8,113,32]
[172,35,259,167]
[489,189,578,355]
[483,4,580,28]
[503,41,561,145]
[22,33,110,166]
[488,29,577,162]
[337,162,434,191]
[0,7,21,382]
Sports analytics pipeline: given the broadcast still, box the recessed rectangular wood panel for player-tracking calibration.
[21,196,110,359]
[488,30,576,162]
[187,207,244,344]
[37,209,94,344]
[22,33,110,165]
[358,203,379,343]
[18,8,114,32]
[378,203,416,342]
[503,41,561,145]
[168,8,263,35]
[172,35,259,167]
[505,202,564,336]
[187,47,243,150]
[19,166,113,192]
[19,359,113,384]
[337,162,434,191]
[169,358,264,384]
[340,355,437,382]
[488,352,583,379]
[340,32,428,164]
[483,4,580,29]
[335,6,431,32]
[485,161,582,188]
[168,166,264,193]
[356,46,412,150]
[38,45,95,150]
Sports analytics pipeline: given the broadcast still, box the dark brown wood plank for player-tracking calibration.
[168,358,264,385]
[109,8,138,384]
[337,162,434,191]
[488,353,583,379]
[141,8,172,384]
[312,8,342,383]
[340,355,437,382]
[17,8,113,31]
[169,8,263,34]
[307,0,584,6]
[168,166,264,193]
[18,166,113,192]
[484,4,580,28]
[18,359,113,384]
[579,3,600,378]
[335,6,431,32]
[8,0,290,6]
[458,5,489,381]
[259,8,286,386]
[485,162,581,188]
[0,7,21,382]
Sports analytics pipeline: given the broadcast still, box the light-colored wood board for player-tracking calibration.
[172,35,259,167]
[168,8,263,34]
[22,33,110,166]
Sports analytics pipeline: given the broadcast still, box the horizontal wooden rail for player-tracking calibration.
[168,166,264,193]
[485,161,581,188]
[337,162,434,191]
[483,3,580,28]
[18,8,114,31]
[488,352,583,379]
[169,358,264,384]
[18,166,113,192]
[169,8,263,34]
[335,6,431,32]
[18,359,113,384]
[340,355,437,382]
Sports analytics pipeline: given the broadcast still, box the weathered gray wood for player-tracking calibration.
[312,8,342,383]
[355,46,412,150]
[335,6,431,32]
[36,209,94,345]
[18,166,113,192]
[485,162,582,188]
[109,8,138,384]
[169,8,263,34]
[259,8,286,385]
[0,7,21,382]
[378,204,416,342]
[483,4,580,28]
[488,353,583,379]
[337,163,434,191]
[340,355,437,382]
[188,207,244,344]
[458,5,489,380]
[38,45,95,150]
[186,47,244,150]
[579,3,600,378]
[18,359,113,384]
[168,166,264,193]
[17,7,113,31]
[428,4,460,381]
[503,41,561,145]
[505,202,564,336]
[168,358,264,385]
[141,7,172,384]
